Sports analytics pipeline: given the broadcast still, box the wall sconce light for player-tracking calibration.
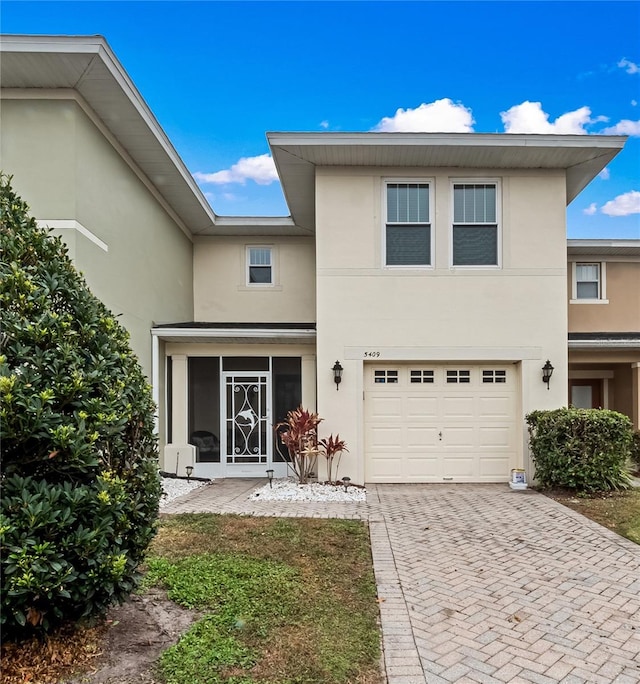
[266,469,274,488]
[542,360,554,390]
[332,360,343,391]
[341,476,351,493]
[185,465,193,482]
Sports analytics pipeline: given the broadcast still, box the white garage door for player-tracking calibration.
[364,364,518,483]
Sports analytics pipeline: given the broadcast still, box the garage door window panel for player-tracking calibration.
[411,370,435,383]
[447,370,471,384]
[483,370,506,383]
[375,369,399,384]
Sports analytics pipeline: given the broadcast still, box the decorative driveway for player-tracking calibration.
[163,481,640,683]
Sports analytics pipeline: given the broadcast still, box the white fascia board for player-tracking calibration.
[568,239,640,249]
[568,339,640,349]
[0,34,106,53]
[87,39,217,223]
[267,131,627,150]
[201,216,308,237]
[151,327,317,340]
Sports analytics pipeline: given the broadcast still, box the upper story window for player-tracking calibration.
[452,182,499,267]
[571,262,608,303]
[247,246,273,285]
[385,182,432,267]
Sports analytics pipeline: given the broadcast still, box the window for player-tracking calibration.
[452,183,499,266]
[410,370,434,383]
[247,247,272,285]
[374,370,399,384]
[574,263,606,301]
[385,182,431,266]
[482,370,506,384]
[446,370,470,384]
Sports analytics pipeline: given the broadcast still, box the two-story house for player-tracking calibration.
[567,240,640,423]
[2,35,636,485]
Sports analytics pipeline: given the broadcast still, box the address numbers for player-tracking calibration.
[363,351,381,358]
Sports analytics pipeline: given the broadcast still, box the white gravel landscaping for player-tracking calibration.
[160,476,209,509]
[249,478,366,502]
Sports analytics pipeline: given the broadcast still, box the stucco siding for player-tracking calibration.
[568,261,640,332]
[1,99,76,217]
[314,167,568,483]
[193,236,316,323]
[1,97,194,377]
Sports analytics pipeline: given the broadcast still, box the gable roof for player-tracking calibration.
[0,34,298,237]
[268,132,626,231]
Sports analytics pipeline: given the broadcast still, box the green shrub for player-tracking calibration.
[0,175,161,640]
[526,408,633,493]
[631,431,640,473]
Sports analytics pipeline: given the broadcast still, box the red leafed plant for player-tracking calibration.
[318,434,349,484]
[275,406,323,483]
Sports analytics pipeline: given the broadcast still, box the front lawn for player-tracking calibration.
[547,488,640,545]
[1,514,383,684]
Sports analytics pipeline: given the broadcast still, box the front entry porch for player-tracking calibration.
[155,330,317,479]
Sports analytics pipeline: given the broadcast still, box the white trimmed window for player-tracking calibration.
[247,247,273,285]
[385,182,432,267]
[571,262,608,303]
[452,182,500,267]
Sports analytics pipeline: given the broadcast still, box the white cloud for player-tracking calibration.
[320,120,329,129]
[618,58,640,75]
[500,101,597,134]
[373,98,475,133]
[194,154,278,186]
[632,100,638,107]
[600,119,640,136]
[601,191,640,216]
[598,168,610,180]
[583,203,598,215]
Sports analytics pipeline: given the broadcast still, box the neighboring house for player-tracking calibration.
[2,35,636,485]
[567,241,640,425]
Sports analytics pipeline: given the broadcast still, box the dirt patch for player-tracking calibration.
[66,589,198,684]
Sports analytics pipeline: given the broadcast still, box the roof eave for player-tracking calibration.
[1,34,218,236]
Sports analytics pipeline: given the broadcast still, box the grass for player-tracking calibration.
[0,514,382,684]
[546,488,640,545]
[144,514,382,684]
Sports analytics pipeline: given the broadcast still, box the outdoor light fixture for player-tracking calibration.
[266,469,274,488]
[542,360,554,390]
[332,360,343,391]
[185,465,194,482]
[342,476,351,493]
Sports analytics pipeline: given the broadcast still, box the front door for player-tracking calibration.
[222,372,271,476]
[569,379,602,409]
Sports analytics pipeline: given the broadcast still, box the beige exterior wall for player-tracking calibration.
[314,167,569,483]
[568,261,640,332]
[193,236,315,322]
[1,97,194,378]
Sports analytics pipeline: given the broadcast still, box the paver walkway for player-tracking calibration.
[163,481,640,683]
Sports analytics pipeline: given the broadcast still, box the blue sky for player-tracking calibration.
[2,0,639,238]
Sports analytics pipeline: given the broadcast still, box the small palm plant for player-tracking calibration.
[275,406,322,484]
[318,434,349,484]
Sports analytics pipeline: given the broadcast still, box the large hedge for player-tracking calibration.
[0,175,161,640]
[526,407,633,493]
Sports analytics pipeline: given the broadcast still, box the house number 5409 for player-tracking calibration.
[364,351,381,358]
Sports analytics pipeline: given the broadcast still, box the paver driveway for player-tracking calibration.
[163,481,640,683]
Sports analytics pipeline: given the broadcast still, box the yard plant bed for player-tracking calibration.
[1,514,382,684]
[546,488,640,545]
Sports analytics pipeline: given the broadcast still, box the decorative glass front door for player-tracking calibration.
[223,372,271,471]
